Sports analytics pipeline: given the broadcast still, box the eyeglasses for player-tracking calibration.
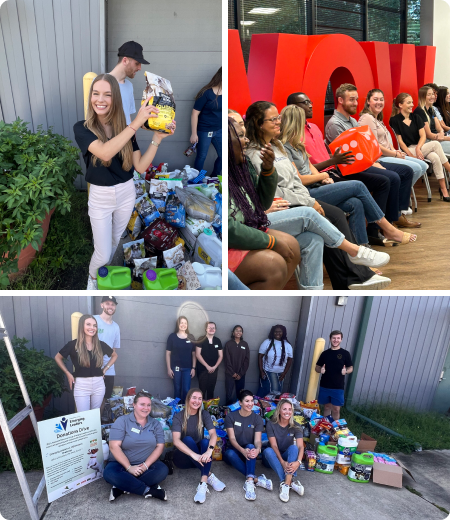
[263,115,282,123]
[296,100,313,106]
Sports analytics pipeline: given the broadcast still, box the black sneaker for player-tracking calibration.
[109,486,124,502]
[144,485,167,501]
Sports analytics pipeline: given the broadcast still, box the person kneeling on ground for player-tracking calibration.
[103,391,168,501]
[224,389,273,500]
[262,399,305,502]
[172,388,226,504]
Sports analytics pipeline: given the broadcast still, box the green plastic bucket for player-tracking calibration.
[348,452,374,482]
[315,444,338,474]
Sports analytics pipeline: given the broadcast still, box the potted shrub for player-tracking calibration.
[0,336,66,449]
[0,118,81,286]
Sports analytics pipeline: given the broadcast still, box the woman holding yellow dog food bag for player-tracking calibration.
[73,73,176,290]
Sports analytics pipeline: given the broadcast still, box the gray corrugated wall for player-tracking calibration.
[107,0,222,174]
[0,0,103,189]
[292,296,450,411]
[0,296,91,415]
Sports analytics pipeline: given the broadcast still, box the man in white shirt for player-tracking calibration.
[94,296,121,416]
[109,41,149,124]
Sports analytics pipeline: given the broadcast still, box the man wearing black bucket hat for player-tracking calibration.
[95,296,121,417]
[109,41,150,125]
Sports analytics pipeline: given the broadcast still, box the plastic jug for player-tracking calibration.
[192,262,222,289]
[97,266,131,290]
[336,436,358,465]
[348,452,374,482]
[143,268,178,290]
[315,444,338,474]
[193,229,222,268]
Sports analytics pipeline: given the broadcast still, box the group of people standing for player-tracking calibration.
[228,81,450,290]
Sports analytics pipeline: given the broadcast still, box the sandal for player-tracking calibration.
[393,232,417,245]
[368,235,398,247]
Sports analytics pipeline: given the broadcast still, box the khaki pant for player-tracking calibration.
[408,141,447,180]
[73,376,105,412]
[88,179,135,278]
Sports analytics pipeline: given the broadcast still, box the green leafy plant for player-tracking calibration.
[0,336,66,420]
[0,119,81,286]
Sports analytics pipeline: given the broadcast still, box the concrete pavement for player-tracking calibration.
[1,450,449,520]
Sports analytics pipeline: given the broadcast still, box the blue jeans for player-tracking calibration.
[308,180,384,245]
[173,437,211,477]
[223,444,257,478]
[268,206,344,290]
[228,269,250,290]
[379,156,427,187]
[194,129,222,175]
[257,370,282,397]
[172,368,191,404]
[103,460,168,495]
[262,445,299,483]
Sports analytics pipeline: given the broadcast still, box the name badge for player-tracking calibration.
[131,428,140,434]
[241,346,246,349]
[288,433,294,436]
[186,340,191,343]
[215,345,218,348]
[234,422,241,427]
[208,131,213,137]
[175,366,180,371]
[248,424,255,428]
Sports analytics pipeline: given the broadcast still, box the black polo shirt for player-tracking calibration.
[59,339,113,377]
[196,336,223,376]
[73,120,140,186]
[389,113,425,147]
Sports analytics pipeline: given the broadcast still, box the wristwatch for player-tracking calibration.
[209,445,215,450]
[151,140,159,147]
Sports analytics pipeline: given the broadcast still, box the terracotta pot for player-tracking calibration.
[0,394,52,450]
[7,208,55,280]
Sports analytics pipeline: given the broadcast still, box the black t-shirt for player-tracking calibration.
[194,89,222,132]
[166,333,195,369]
[59,339,113,377]
[171,409,214,443]
[316,348,353,390]
[413,106,437,133]
[197,336,223,375]
[73,120,140,186]
[389,113,425,147]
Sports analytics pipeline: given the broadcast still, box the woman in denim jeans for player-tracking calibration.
[190,68,222,176]
[165,316,196,404]
[262,399,304,503]
[224,390,273,500]
[257,326,293,397]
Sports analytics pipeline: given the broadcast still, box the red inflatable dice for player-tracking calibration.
[328,125,381,175]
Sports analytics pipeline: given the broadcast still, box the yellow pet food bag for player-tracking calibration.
[142,71,176,134]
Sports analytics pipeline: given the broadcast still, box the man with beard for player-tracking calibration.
[95,296,121,415]
[109,41,150,125]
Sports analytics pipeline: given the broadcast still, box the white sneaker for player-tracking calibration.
[348,246,390,268]
[207,473,226,491]
[279,483,290,502]
[86,276,98,290]
[291,480,305,496]
[194,482,209,504]
[402,207,413,215]
[243,479,256,500]
[348,274,391,290]
[255,474,273,491]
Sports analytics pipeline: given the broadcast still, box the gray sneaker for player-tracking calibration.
[194,482,209,504]
[279,482,290,502]
[255,474,273,491]
[243,479,256,500]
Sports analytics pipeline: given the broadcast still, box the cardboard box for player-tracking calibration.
[372,460,415,488]
[357,433,377,453]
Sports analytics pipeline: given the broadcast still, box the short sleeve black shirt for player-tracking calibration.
[413,106,437,133]
[197,336,223,375]
[166,333,195,369]
[73,120,140,186]
[316,348,353,390]
[59,339,113,377]
[389,113,425,147]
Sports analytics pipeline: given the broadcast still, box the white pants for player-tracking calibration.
[73,376,105,412]
[88,179,136,278]
[408,141,447,180]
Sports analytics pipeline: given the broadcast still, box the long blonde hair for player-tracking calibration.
[84,73,133,171]
[181,388,204,438]
[418,86,433,126]
[75,315,104,368]
[279,105,309,159]
[271,399,301,430]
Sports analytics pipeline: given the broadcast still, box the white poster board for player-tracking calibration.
[37,409,104,502]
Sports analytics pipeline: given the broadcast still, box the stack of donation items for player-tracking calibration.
[96,72,223,290]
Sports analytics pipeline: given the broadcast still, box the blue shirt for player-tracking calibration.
[119,79,136,125]
[194,89,222,132]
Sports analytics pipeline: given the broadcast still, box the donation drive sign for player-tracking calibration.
[37,409,104,502]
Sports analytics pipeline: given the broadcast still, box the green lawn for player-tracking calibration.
[8,191,93,290]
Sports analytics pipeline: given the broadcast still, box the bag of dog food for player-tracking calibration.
[131,256,158,289]
[163,243,185,270]
[165,190,186,228]
[126,209,142,241]
[142,72,176,134]
[134,179,146,198]
[135,194,160,227]
[123,239,146,266]
[140,218,178,256]
[111,386,123,397]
